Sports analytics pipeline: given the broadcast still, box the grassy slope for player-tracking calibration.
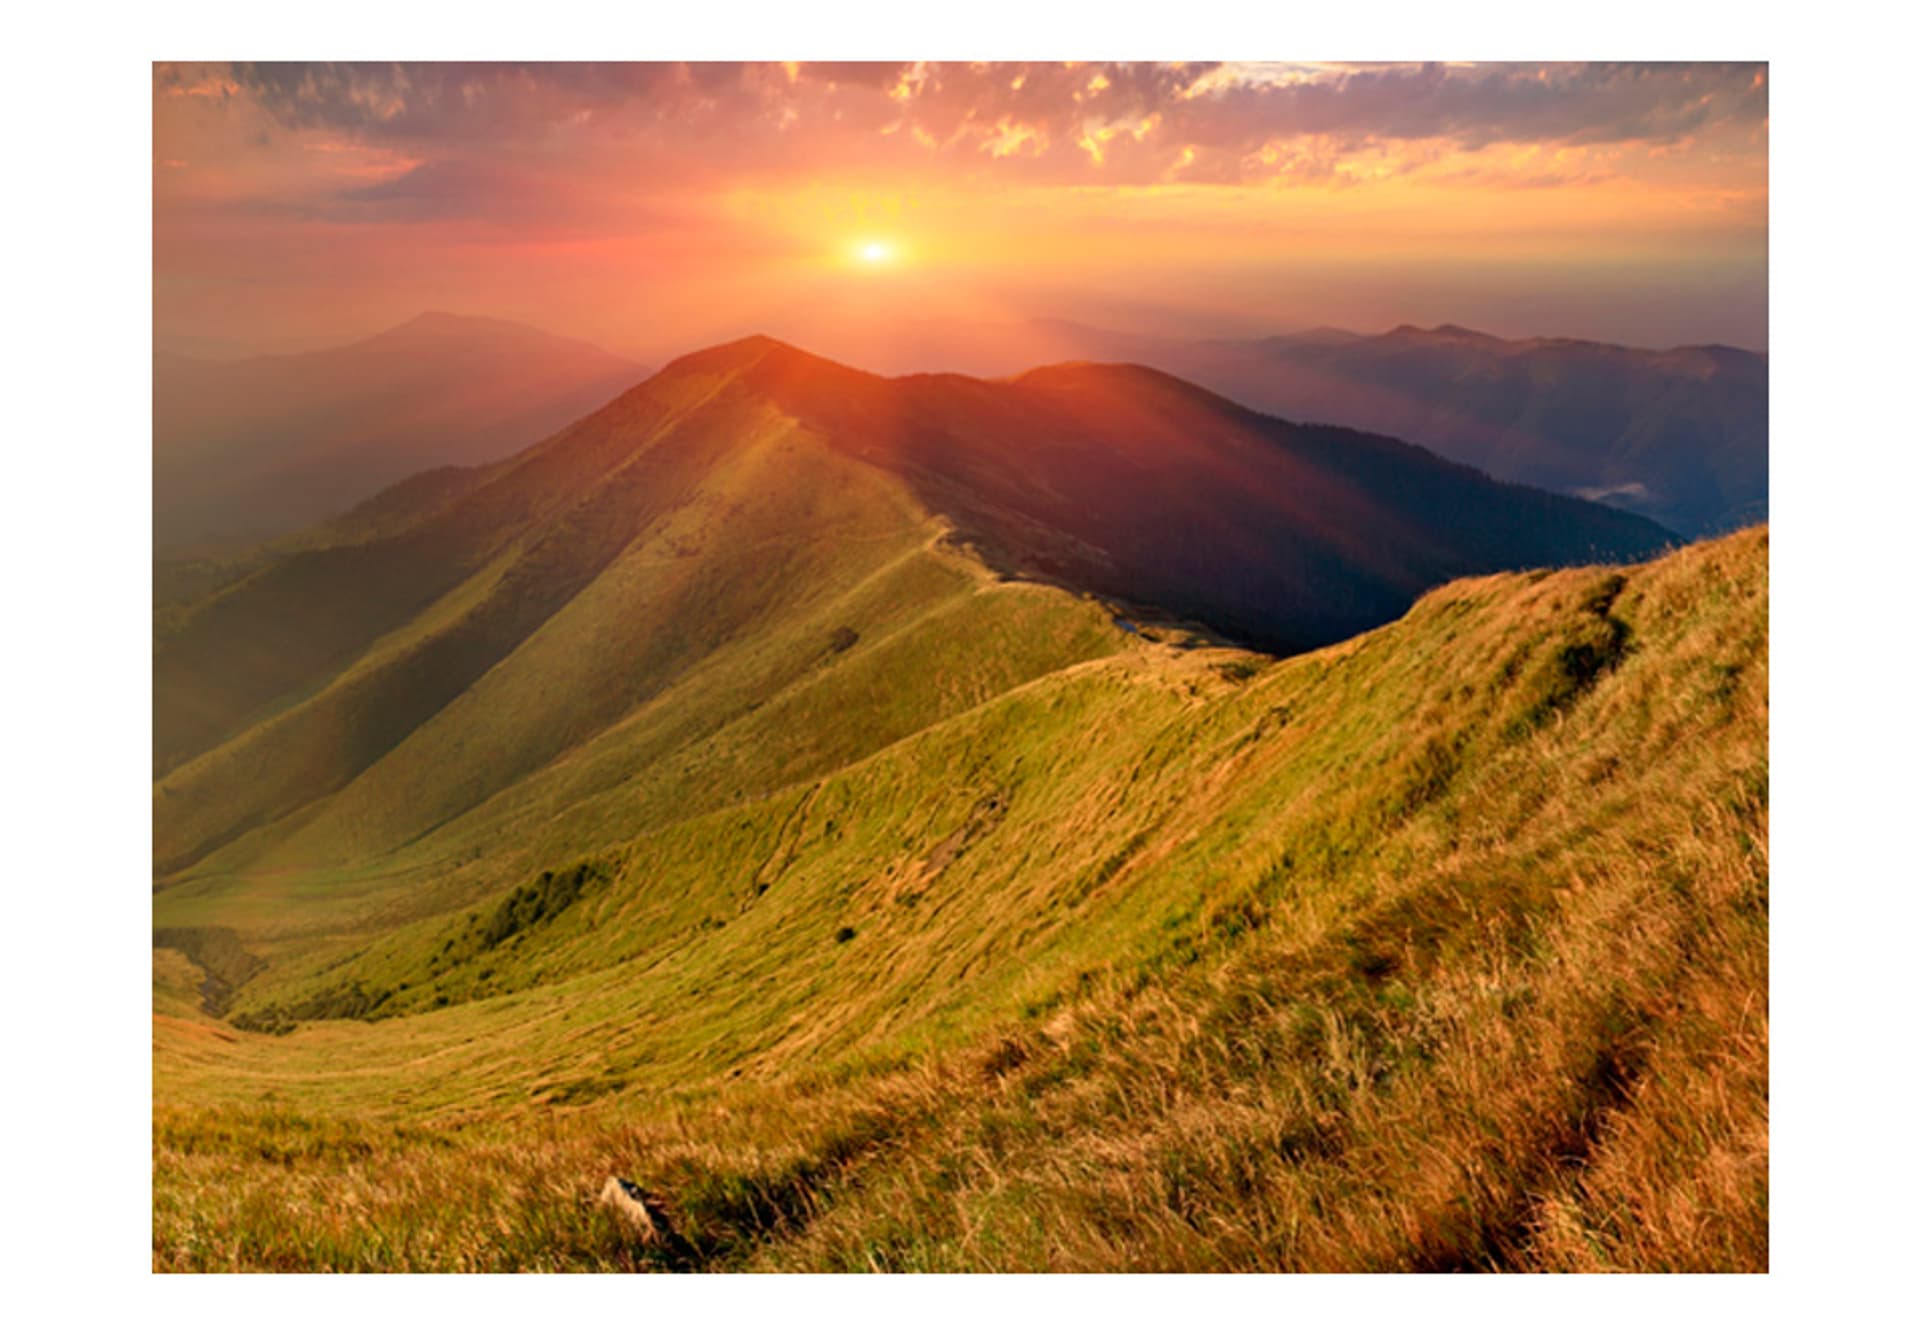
[155,338,1675,885]
[153,527,1766,1272]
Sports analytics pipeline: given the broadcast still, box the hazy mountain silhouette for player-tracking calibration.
[1003,320,1767,537]
[799,317,1763,536]
[154,312,643,551]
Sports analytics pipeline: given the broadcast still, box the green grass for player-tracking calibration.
[154,527,1767,1271]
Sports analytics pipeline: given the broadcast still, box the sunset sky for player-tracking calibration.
[154,61,1769,363]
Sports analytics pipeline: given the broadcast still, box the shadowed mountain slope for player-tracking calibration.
[1008,320,1766,537]
[154,312,643,551]
[662,338,1672,650]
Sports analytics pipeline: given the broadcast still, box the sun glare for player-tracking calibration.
[855,239,895,265]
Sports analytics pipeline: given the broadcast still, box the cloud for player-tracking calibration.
[1574,481,1652,503]
[162,61,1767,221]
[227,62,699,144]
[322,157,710,239]
[333,158,581,227]
[796,62,913,89]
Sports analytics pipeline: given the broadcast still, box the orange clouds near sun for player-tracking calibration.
[153,61,1768,360]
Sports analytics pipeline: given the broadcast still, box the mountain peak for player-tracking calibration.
[385,310,531,339]
[650,336,881,401]
[155,311,645,551]
[1013,358,1208,393]
[1281,325,1363,346]
[676,332,797,362]
[1385,322,1496,342]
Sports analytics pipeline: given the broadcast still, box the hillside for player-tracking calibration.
[152,338,1669,874]
[1048,321,1767,538]
[153,525,1768,1272]
[835,319,1764,538]
[153,313,643,552]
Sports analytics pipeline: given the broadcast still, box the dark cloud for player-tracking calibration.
[1164,62,1765,152]
[336,159,564,225]
[891,61,1764,183]
[317,156,705,236]
[190,60,1766,213]
[797,62,912,88]
[229,61,697,143]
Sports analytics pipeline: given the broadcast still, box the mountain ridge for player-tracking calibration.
[154,335,1671,889]
[154,312,646,551]
[154,522,1767,1272]
[831,317,1764,535]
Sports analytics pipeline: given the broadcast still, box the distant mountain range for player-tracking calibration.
[154,313,643,552]
[802,318,1766,538]
[154,312,1764,551]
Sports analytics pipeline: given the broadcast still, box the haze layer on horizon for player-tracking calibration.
[155,61,1769,363]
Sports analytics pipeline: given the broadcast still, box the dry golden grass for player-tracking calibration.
[153,529,1767,1272]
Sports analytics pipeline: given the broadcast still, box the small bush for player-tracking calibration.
[475,860,609,950]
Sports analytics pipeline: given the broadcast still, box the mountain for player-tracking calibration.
[151,336,1670,803]
[153,313,644,551]
[804,317,1764,537]
[152,337,1760,1272]
[1003,320,1767,538]
[154,507,1767,1270]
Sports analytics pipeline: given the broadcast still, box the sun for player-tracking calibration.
[854,239,895,265]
